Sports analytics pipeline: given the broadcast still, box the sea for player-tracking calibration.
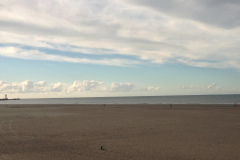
[0,94,240,105]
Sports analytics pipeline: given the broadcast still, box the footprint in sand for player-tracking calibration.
[0,120,19,139]
[9,120,19,139]
[0,120,6,134]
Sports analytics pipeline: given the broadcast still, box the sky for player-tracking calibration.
[0,0,240,98]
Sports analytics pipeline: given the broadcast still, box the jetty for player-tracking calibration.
[0,94,20,101]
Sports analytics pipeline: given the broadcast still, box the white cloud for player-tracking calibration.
[51,82,65,92]
[0,47,139,67]
[110,83,134,92]
[207,83,217,89]
[0,0,239,69]
[216,86,222,91]
[0,81,21,93]
[189,85,194,90]
[67,80,104,92]
[181,86,187,89]
[180,85,196,90]
[1,80,162,96]
[0,80,238,98]
[180,84,219,92]
[147,86,160,91]
[0,80,65,93]
[139,86,160,92]
[21,80,35,92]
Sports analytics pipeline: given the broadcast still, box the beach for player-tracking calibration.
[0,104,239,160]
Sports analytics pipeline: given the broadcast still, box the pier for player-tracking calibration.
[0,94,20,100]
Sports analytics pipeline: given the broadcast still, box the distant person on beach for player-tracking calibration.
[234,103,237,107]
[170,104,172,108]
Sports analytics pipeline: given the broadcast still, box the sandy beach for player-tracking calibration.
[0,104,239,160]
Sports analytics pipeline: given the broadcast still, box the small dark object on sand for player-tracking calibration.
[100,146,105,150]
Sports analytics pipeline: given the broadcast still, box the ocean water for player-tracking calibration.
[0,94,239,105]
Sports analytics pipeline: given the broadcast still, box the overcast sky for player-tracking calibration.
[0,0,240,98]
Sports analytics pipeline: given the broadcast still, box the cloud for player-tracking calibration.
[216,86,222,91]
[181,83,220,91]
[21,80,35,92]
[110,83,134,92]
[0,80,65,93]
[0,80,238,98]
[67,81,135,93]
[0,46,139,67]
[146,86,160,91]
[67,80,104,92]
[139,86,160,92]
[51,82,65,92]
[0,81,21,93]
[207,83,217,89]
[2,80,164,95]
[180,85,195,90]
[0,0,239,69]
[181,86,187,89]
[122,0,240,28]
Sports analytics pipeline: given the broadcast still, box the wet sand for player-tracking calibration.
[0,104,239,160]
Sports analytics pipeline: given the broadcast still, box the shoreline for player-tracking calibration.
[0,94,239,105]
[0,103,237,107]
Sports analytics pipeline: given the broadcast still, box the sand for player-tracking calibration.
[0,104,239,160]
